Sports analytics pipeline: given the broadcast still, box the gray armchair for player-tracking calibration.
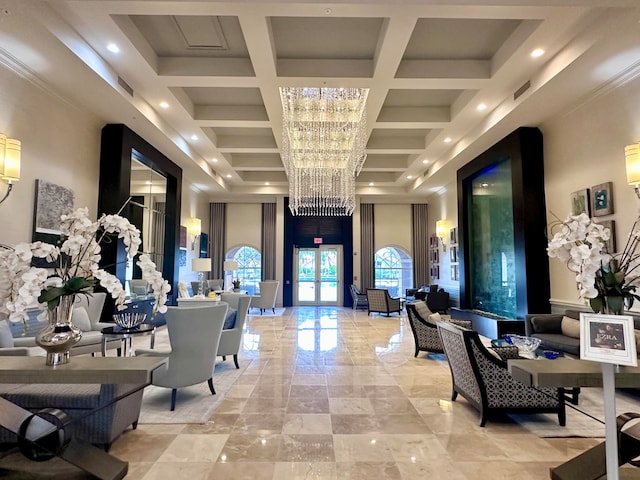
[136,304,227,411]
[406,302,471,356]
[217,294,251,368]
[437,320,565,427]
[250,280,279,314]
[366,288,401,316]
[350,285,368,310]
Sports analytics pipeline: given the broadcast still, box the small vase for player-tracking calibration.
[35,295,83,366]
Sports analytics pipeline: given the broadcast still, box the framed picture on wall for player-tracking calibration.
[451,264,459,281]
[450,246,458,263]
[199,232,209,258]
[179,225,187,249]
[450,227,458,245]
[591,182,614,217]
[570,189,590,216]
[598,219,616,253]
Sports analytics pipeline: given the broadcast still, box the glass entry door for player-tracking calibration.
[295,246,342,305]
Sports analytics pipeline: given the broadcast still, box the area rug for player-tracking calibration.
[248,307,286,317]
[138,358,248,424]
[509,388,640,438]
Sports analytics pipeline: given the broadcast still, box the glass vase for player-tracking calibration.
[35,295,83,366]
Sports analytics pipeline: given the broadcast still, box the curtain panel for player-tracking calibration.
[412,203,429,287]
[261,203,277,280]
[360,203,374,290]
[209,203,226,278]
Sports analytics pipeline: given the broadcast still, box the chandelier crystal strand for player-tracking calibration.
[280,87,368,216]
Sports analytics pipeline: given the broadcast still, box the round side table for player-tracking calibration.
[101,324,156,357]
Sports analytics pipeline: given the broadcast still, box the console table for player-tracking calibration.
[0,357,167,480]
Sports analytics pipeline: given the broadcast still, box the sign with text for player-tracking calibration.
[314,237,323,244]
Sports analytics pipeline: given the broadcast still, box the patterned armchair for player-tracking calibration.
[437,321,566,427]
[366,288,402,316]
[350,285,368,310]
[406,302,471,356]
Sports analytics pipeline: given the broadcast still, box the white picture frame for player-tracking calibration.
[580,313,637,367]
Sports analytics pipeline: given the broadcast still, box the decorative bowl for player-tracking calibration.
[543,350,561,360]
[507,335,542,359]
[112,312,147,329]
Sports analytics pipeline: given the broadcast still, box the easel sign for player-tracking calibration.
[580,313,637,367]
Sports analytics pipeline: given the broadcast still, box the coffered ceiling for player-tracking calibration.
[3,1,640,201]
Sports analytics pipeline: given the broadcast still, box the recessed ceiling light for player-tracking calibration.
[159,102,169,109]
[106,43,120,54]
[145,181,152,185]
[531,48,545,58]
[407,175,413,180]
[444,137,452,143]
[369,182,374,186]
[422,159,429,164]
[190,135,198,141]
[226,174,232,178]
[477,103,487,111]
[265,182,270,186]
[211,158,218,163]
[481,183,489,187]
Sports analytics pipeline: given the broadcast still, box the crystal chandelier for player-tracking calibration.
[280,87,369,216]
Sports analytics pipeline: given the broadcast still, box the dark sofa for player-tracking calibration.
[525,309,640,357]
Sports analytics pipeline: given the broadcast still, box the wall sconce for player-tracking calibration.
[436,219,450,251]
[0,133,21,205]
[187,217,201,250]
[191,257,211,296]
[625,142,640,199]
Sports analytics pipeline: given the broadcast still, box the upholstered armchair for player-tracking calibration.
[207,279,224,291]
[136,304,227,411]
[250,280,279,314]
[437,321,565,427]
[366,288,402,316]
[350,285,368,310]
[406,302,471,356]
[426,291,450,314]
[217,294,251,368]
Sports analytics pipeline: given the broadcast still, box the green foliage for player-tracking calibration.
[590,258,640,314]
[38,276,95,310]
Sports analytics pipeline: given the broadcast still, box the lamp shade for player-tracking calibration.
[436,219,450,239]
[625,143,640,185]
[188,217,201,235]
[192,258,211,272]
[3,138,20,181]
[224,260,238,271]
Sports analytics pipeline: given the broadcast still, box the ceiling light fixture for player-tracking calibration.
[226,174,232,178]
[444,137,452,143]
[159,102,169,109]
[407,175,413,180]
[422,159,429,164]
[106,43,120,54]
[531,48,545,58]
[477,103,487,111]
[211,158,218,163]
[280,86,369,216]
[190,134,198,141]
[369,182,374,186]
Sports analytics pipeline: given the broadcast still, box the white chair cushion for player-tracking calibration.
[414,301,432,318]
[0,320,14,348]
[72,306,92,332]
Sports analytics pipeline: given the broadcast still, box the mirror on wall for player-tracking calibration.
[125,154,167,293]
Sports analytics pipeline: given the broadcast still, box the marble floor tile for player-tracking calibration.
[141,462,214,480]
[276,434,335,462]
[328,397,375,414]
[283,414,333,434]
[155,434,228,463]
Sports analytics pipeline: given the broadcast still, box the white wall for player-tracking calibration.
[427,182,459,293]
[541,75,640,309]
[0,65,102,245]
[374,204,412,253]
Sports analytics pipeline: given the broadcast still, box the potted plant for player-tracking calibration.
[232,279,241,292]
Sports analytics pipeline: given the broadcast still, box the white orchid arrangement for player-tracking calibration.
[0,206,171,324]
[547,212,640,314]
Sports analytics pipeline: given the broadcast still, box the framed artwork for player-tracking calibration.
[570,189,590,216]
[450,246,458,263]
[178,249,187,267]
[32,180,75,268]
[450,227,458,245]
[179,225,187,249]
[580,313,637,366]
[199,233,209,258]
[451,264,459,281]
[430,265,439,280]
[33,179,74,236]
[431,248,439,263]
[591,182,614,217]
[429,234,438,248]
[598,219,616,253]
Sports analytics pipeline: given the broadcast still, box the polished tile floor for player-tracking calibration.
[0,307,625,479]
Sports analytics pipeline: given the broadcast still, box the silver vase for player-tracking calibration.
[35,295,83,366]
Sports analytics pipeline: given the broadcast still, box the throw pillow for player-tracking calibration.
[72,306,92,332]
[414,301,432,319]
[0,320,14,348]
[531,316,563,333]
[428,312,442,323]
[223,308,237,330]
[560,316,581,339]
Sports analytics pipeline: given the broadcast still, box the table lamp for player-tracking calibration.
[192,258,211,296]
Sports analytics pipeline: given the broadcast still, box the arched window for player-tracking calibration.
[374,246,413,298]
[226,246,261,295]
